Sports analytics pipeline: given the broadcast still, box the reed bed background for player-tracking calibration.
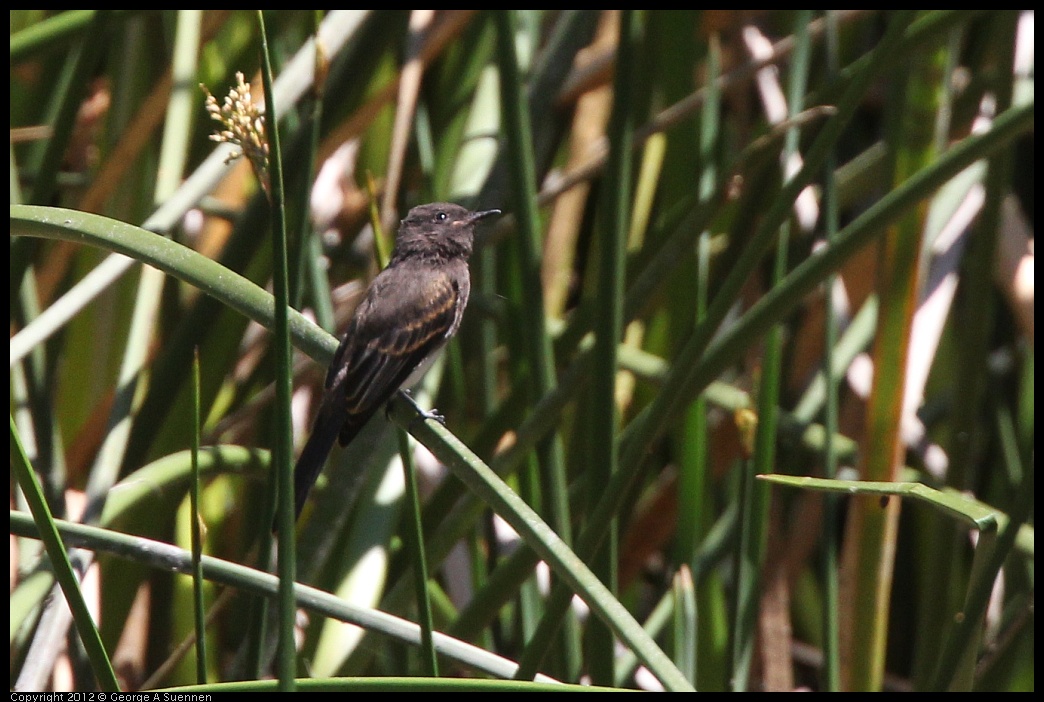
[10,10,1034,692]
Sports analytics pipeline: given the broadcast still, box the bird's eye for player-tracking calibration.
[436,211,447,221]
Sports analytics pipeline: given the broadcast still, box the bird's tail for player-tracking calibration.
[272,403,341,533]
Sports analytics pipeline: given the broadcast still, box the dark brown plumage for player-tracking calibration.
[283,203,500,527]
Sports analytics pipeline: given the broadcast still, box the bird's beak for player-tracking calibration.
[465,209,502,224]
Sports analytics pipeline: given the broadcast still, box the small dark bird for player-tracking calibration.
[283,202,500,528]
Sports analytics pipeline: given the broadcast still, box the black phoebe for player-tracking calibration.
[284,202,500,527]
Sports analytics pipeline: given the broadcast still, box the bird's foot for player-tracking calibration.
[416,407,446,426]
[394,390,447,427]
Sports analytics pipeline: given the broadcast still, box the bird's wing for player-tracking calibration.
[329,263,464,444]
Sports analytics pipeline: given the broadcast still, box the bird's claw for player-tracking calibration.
[418,407,446,426]
[394,390,446,427]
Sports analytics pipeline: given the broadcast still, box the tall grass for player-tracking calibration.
[10,10,1034,692]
